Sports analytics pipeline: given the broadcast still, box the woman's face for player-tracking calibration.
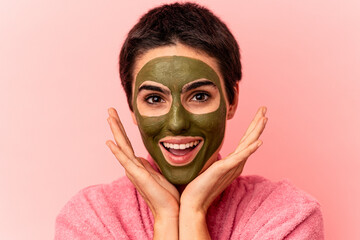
[131,44,237,185]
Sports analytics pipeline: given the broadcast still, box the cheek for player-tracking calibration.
[191,105,227,140]
[133,95,166,139]
[136,114,166,138]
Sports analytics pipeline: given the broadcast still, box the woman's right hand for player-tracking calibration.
[106,107,179,239]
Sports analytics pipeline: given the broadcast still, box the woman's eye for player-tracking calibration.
[145,95,165,104]
[190,92,210,102]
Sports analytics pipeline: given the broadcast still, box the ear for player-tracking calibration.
[227,83,239,120]
[130,111,138,125]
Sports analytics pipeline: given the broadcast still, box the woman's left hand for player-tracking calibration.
[179,106,268,239]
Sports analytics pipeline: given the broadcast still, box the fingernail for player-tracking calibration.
[257,140,263,147]
[263,117,268,125]
[262,107,267,115]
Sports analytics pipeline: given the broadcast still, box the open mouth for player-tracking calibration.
[159,138,203,166]
[161,140,200,155]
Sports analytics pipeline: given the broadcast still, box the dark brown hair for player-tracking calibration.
[119,2,241,111]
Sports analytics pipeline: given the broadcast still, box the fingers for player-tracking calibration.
[236,117,266,151]
[240,106,266,144]
[202,106,267,180]
[108,107,133,148]
[226,139,263,170]
[235,107,267,153]
[139,157,159,175]
[238,139,262,161]
[222,106,267,170]
[106,140,138,172]
[107,107,135,160]
[108,108,131,145]
[106,140,154,186]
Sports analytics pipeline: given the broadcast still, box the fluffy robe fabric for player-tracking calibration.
[55,175,324,239]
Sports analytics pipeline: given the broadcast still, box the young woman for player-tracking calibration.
[55,3,324,239]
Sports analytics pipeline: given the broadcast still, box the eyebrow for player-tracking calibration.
[181,80,217,93]
[138,84,170,95]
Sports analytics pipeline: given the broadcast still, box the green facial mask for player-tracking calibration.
[133,56,227,185]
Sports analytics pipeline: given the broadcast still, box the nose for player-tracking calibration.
[167,102,190,134]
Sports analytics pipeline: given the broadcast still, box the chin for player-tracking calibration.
[167,171,198,185]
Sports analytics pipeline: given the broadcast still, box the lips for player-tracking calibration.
[159,137,203,166]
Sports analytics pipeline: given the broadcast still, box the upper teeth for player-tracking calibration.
[163,140,200,150]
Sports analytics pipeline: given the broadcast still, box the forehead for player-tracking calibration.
[135,56,220,88]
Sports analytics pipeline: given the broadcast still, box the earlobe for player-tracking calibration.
[130,111,138,125]
[227,83,239,120]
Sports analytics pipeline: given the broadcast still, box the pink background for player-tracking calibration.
[1,0,359,239]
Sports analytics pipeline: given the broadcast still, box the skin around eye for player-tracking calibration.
[190,92,211,102]
[137,90,172,117]
[182,87,220,114]
[145,94,165,104]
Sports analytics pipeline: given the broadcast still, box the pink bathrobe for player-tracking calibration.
[55,174,324,239]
